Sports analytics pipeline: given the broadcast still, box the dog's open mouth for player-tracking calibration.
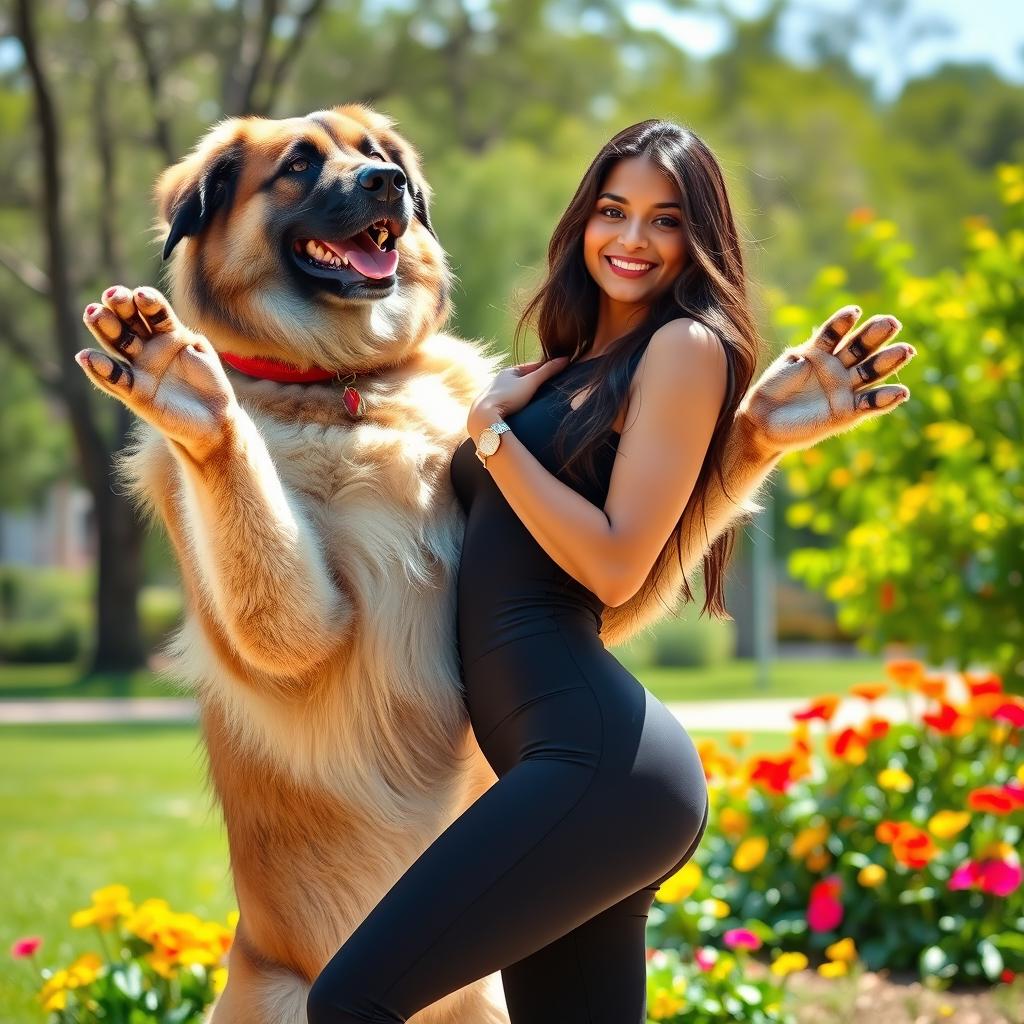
[291,218,399,286]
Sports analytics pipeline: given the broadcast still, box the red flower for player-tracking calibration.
[993,699,1024,728]
[968,786,1019,815]
[922,702,963,734]
[807,876,844,932]
[10,936,42,959]
[793,695,841,723]
[964,671,1003,698]
[749,754,799,794]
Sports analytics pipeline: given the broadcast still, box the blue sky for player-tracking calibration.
[627,0,1024,100]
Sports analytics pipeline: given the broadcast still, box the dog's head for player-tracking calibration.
[154,105,452,372]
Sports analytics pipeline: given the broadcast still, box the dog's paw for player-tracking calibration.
[76,285,238,459]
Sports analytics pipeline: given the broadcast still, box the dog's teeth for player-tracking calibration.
[377,229,388,247]
[340,254,349,267]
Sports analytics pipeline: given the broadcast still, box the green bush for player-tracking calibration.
[139,585,184,652]
[651,615,736,668]
[0,617,81,663]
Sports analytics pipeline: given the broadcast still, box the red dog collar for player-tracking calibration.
[220,352,364,417]
[220,352,337,383]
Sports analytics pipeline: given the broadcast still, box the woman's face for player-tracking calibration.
[582,156,687,309]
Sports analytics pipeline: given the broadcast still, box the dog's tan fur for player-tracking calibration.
[74,103,912,1023]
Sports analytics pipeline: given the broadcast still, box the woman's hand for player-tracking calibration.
[467,355,570,439]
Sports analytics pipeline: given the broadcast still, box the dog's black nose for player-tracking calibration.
[357,164,407,203]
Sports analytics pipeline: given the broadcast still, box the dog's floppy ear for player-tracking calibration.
[376,128,436,239]
[157,145,243,260]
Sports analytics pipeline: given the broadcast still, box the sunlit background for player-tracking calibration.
[1,2,1022,1021]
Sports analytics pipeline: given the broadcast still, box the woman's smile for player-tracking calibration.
[604,254,658,278]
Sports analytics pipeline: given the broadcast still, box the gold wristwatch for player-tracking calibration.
[475,419,511,467]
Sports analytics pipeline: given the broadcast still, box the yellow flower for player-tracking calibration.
[870,219,898,241]
[776,305,809,327]
[66,953,104,987]
[656,861,702,902]
[968,228,999,250]
[718,806,749,838]
[146,950,177,979]
[726,731,750,750]
[649,989,685,1019]
[829,467,852,488]
[710,954,734,981]
[858,864,886,888]
[771,951,808,977]
[819,960,848,977]
[928,811,971,839]
[877,767,913,793]
[791,823,829,859]
[41,989,67,1012]
[826,937,858,963]
[212,967,229,994]
[91,884,131,904]
[934,299,968,320]
[817,266,848,289]
[1018,762,1024,785]
[38,969,69,1003]
[227,909,240,930]
[733,835,768,872]
[702,898,731,919]
[938,1003,956,1017]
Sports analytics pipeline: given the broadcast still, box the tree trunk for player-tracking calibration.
[14,0,148,674]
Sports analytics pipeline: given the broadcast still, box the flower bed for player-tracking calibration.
[644,660,1023,1019]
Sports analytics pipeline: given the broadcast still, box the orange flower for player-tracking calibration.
[793,695,841,723]
[849,683,888,701]
[828,727,868,765]
[875,820,905,844]
[848,206,876,225]
[964,670,1003,698]
[971,692,1007,717]
[885,659,925,688]
[892,826,937,869]
[915,678,948,700]
[861,717,891,742]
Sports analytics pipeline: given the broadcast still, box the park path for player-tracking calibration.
[0,693,936,731]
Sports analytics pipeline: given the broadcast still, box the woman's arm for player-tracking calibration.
[467,318,728,607]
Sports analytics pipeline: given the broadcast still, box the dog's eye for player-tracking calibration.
[369,150,386,162]
[288,157,310,173]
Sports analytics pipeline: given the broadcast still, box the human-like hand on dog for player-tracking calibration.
[467,355,571,439]
[76,285,240,463]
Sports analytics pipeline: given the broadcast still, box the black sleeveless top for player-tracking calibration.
[449,350,642,670]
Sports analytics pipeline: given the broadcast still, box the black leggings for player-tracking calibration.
[306,614,709,1023]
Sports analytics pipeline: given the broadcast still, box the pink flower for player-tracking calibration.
[724,928,762,951]
[10,936,42,959]
[948,858,1022,897]
[807,875,844,932]
[694,947,716,971]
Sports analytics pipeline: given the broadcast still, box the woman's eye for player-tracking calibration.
[656,217,680,228]
[288,158,309,173]
[600,207,624,218]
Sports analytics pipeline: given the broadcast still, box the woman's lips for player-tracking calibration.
[605,254,657,278]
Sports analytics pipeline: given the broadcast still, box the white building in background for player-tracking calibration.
[0,480,93,569]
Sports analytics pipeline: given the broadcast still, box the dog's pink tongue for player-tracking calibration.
[322,233,398,280]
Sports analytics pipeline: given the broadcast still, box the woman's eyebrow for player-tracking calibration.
[598,192,681,209]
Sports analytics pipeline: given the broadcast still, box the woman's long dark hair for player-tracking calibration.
[513,119,764,620]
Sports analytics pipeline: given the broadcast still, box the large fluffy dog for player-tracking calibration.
[74,104,912,1023]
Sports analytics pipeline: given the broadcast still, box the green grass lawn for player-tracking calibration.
[0,654,887,702]
[0,721,804,1022]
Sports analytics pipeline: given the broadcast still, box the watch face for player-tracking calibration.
[478,428,499,456]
